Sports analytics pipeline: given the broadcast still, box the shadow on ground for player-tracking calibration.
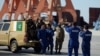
[0,49,82,56]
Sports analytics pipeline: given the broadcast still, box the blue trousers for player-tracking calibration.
[68,46,79,56]
[48,42,54,53]
[40,41,48,54]
[82,46,90,56]
[48,42,54,48]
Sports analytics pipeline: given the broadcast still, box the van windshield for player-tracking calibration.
[2,23,10,31]
[0,23,3,30]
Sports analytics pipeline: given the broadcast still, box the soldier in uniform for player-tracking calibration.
[26,16,38,41]
[55,24,65,54]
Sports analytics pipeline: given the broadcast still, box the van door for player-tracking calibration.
[0,23,10,45]
[0,23,3,45]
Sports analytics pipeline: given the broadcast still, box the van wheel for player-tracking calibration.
[34,43,41,53]
[8,46,11,51]
[19,47,22,50]
[10,40,19,53]
[34,47,41,53]
[24,47,29,49]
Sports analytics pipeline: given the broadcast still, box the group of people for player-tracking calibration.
[26,17,65,54]
[65,22,92,56]
[26,17,92,56]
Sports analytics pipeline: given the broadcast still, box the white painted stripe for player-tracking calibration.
[13,21,16,31]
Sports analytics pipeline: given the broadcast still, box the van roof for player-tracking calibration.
[0,20,25,22]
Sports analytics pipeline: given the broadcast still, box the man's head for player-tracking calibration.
[72,22,77,26]
[41,24,46,30]
[84,25,89,30]
[46,24,51,29]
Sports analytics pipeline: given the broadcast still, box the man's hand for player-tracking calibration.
[39,39,42,42]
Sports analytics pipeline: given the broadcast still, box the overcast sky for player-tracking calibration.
[0,0,100,23]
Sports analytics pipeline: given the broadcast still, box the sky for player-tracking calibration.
[0,0,100,23]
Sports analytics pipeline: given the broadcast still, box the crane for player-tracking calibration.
[0,0,77,23]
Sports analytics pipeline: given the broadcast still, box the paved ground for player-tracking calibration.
[0,30,100,56]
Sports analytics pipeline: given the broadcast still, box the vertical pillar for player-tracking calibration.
[47,0,54,22]
[0,0,9,20]
[63,0,77,22]
[56,0,62,23]
[26,0,31,11]
[14,0,26,20]
[8,0,15,20]
[34,0,46,20]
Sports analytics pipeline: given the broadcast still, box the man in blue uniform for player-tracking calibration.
[65,22,80,56]
[46,24,54,54]
[38,24,48,54]
[80,25,92,56]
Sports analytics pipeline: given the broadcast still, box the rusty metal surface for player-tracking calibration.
[0,0,77,22]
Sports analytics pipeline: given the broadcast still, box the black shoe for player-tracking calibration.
[50,51,53,54]
[58,51,61,54]
[55,51,57,54]
[48,46,50,51]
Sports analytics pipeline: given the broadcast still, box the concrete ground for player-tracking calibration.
[0,29,100,56]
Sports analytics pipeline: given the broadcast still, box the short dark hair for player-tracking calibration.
[48,24,51,27]
[73,22,77,26]
[84,25,89,30]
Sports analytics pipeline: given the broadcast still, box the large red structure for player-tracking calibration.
[0,0,77,22]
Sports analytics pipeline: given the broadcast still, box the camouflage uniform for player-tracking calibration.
[55,26,65,53]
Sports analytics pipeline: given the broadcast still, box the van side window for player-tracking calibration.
[0,23,3,30]
[2,23,10,31]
